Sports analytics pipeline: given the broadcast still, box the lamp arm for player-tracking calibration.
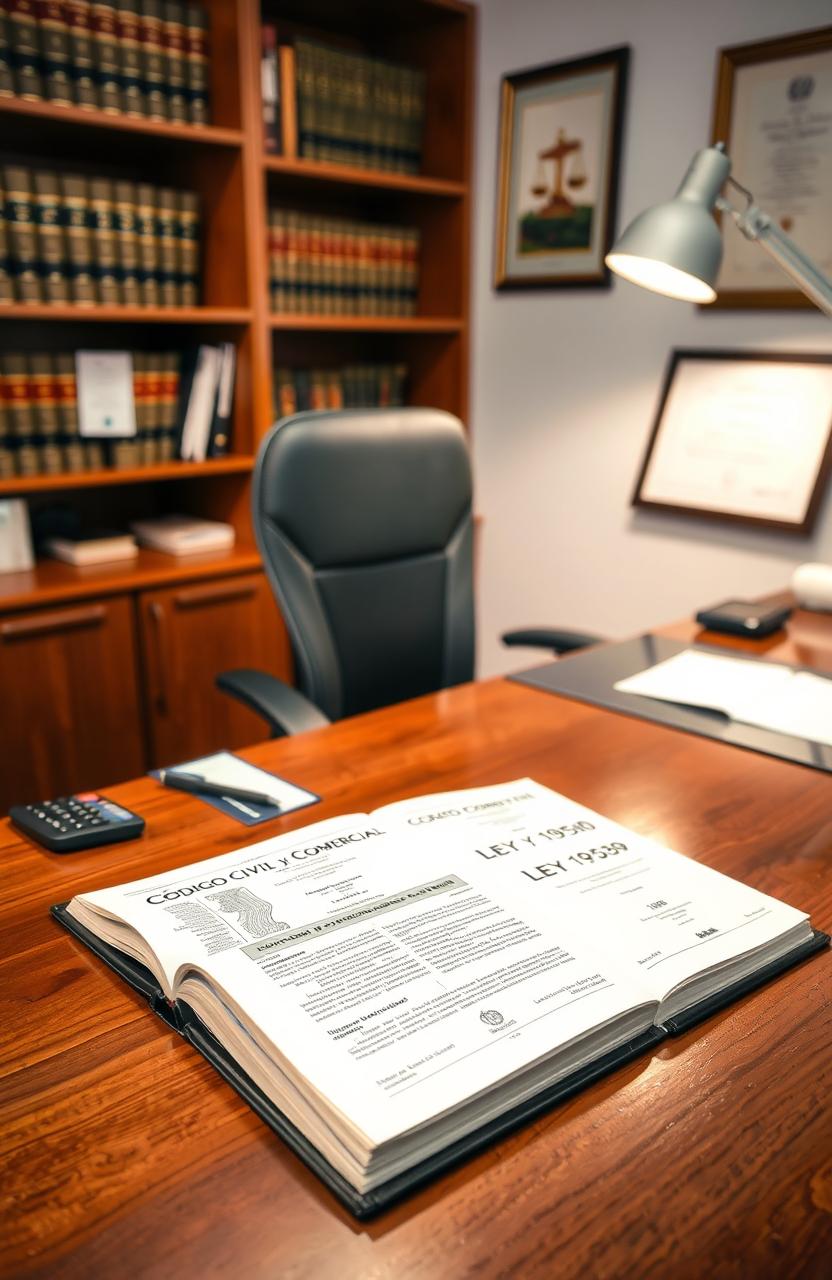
[717,195,832,318]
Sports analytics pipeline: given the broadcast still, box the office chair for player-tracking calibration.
[217,409,601,736]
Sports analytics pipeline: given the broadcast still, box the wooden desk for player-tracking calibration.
[2,633,832,1277]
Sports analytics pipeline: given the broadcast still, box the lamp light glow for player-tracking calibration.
[604,253,717,303]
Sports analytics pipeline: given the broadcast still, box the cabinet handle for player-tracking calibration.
[149,602,169,715]
[1,604,106,642]
[173,581,257,609]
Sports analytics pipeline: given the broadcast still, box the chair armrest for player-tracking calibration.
[216,668,331,738]
[501,627,603,655]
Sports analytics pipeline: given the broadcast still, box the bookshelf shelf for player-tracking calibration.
[0,98,244,149]
[0,305,253,326]
[263,156,466,198]
[0,457,255,498]
[0,544,264,613]
[267,316,464,333]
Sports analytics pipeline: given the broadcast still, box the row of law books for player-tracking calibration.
[273,363,408,418]
[0,345,233,478]
[0,166,200,307]
[1,0,210,125]
[268,210,419,316]
[262,31,425,175]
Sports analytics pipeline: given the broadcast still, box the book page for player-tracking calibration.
[69,808,654,1149]
[615,650,832,747]
[374,780,810,1004]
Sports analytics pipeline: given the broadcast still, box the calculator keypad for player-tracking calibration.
[10,793,145,853]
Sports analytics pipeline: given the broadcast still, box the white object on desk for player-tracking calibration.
[130,515,235,556]
[792,562,832,613]
[76,351,136,438]
[0,500,34,574]
[167,751,316,812]
[615,649,832,747]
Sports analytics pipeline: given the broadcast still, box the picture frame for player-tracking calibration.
[709,26,832,310]
[633,350,832,535]
[494,46,629,290]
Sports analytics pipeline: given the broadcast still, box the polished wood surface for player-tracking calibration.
[137,571,293,767]
[0,595,145,811]
[2,642,830,1277]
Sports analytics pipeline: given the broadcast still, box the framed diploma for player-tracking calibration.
[710,26,832,309]
[633,350,832,534]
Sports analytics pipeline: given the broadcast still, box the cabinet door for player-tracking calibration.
[138,572,293,767]
[0,596,145,812]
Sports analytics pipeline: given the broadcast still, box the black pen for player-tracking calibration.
[158,769,281,809]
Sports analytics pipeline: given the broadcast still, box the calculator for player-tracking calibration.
[10,792,145,853]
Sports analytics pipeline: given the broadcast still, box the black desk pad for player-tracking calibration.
[511,634,832,774]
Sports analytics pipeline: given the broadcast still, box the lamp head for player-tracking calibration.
[606,145,732,302]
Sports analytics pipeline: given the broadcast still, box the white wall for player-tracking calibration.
[472,0,832,677]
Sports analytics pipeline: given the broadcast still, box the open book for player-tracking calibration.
[53,779,827,1217]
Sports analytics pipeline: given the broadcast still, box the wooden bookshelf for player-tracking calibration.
[0,0,474,808]
[0,97,244,148]
[0,457,256,498]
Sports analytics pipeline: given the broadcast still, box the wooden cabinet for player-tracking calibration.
[0,596,144,810]
[138,572,292,767]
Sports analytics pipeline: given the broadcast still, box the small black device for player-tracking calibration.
[695,598,793,638]
[10,793,145,853]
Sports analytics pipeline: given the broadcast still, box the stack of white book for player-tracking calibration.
[130,515,235,556]
[45,530,138,566]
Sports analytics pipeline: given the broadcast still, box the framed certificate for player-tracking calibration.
[633,350,832,534]
[710,26,832,309]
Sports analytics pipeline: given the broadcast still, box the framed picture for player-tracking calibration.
[494,46,629,290]
[710,26,832,309]
[633,350,832,535]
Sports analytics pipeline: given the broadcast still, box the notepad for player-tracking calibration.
[151,751,319,825]
[615,650,832,747]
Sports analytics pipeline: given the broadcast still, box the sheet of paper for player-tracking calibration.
[162,750,319,822]
[614,650,832,746]
[76,351,136,437]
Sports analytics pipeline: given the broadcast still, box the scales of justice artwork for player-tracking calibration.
[494,47,629,289]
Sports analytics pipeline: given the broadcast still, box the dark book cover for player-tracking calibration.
[162,0,187,122]
[37,0,74,104]
[184,1,208,124]
[3,165,42,303]
[116,0,145,115]
[65,0,98,108]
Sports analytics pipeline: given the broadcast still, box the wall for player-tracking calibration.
[472,0,832,677]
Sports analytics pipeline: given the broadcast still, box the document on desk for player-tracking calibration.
[614,649,832,746]
[55,777,826,1215]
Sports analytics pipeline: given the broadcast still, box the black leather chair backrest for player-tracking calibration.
[253,408,475,721]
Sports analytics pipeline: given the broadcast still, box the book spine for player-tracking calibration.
[0,179,13,302]
[295,39,314,160]
[0,7,16,97]
[261,23,278,153]
[60,172,97,305]
[29,351,63,473]
[90,0,122,113]
[155,186,178,307]
[64,0,99,109]
[2,352,40,475]
[88,176,120,303]
[162,0,186,122]
[3,165,43,303]
[54,351,86,472]
[131,349,149,462]
[8,0,43,100]
[184,1,208,125]
[176,189,199,305]
[273,366,295,419]
[158,350,178,458]
[34,169,70,303]
[114,179,141,304]
[278,42,296,158]
[139,0,166,119]
[134,180,158,306]
[0,365,13,477]
[37,0,74,104]
[116,0,145,116]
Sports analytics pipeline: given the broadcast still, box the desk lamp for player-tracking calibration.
[605,142,832,317]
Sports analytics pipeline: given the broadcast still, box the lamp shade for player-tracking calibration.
[606,146,731,302]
